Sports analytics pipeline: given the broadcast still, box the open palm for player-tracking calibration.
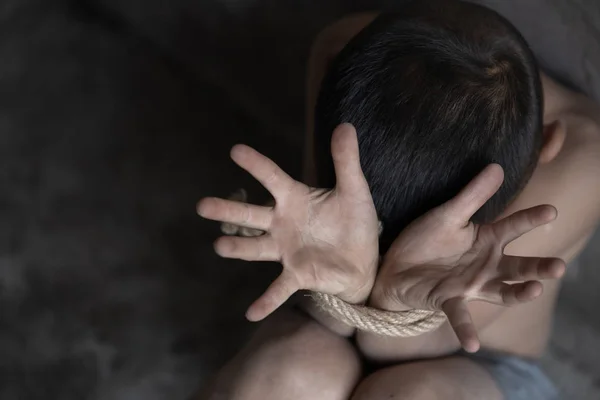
[198,124,380,322]
[373,164,566,351]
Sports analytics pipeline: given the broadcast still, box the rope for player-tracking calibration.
[310,292,446,337]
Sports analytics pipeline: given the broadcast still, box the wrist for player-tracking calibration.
[337,273,377,305]
[337,286,372,305]
[298,295,356,337]
[369,281,412,312]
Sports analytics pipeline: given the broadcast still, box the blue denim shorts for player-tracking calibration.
[462,350,559,400]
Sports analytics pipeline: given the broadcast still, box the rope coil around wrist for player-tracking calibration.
[310,292,446,337]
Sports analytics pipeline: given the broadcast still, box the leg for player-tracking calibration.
[201,307,362,400]
[351,356,503,400]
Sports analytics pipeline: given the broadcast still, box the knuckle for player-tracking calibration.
[525,212,536,228]
[265,169,279,185]
[240,203,251,224]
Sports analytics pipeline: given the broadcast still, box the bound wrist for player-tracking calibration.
[369,282,412,312]
[338,275,377,305]
[337,283,373,305]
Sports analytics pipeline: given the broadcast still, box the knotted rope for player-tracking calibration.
[310,292,446,337]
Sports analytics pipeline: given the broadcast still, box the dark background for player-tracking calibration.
[0,0,599,399]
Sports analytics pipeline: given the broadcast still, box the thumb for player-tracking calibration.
[331,123,370,196]
[441,164,504,225]
[246,272,299,321]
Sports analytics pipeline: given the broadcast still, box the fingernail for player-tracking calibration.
[230,144,249,161]
[465,340,480,353]
[214,238,233,255]
[196,198,210,216]
[543,206,558,221]
[546,259,565,278]
[245,307,261,322]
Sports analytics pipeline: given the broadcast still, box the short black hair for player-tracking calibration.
[313,0,543,252]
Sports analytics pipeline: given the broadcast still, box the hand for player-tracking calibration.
[372,164,566,352]
[219,188,272,238]
[197,124,380,322]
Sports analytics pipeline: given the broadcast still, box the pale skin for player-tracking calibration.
[199,13,600,400]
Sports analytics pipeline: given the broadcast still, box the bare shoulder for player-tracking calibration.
[474,75,600,356]
[504,75,600,261]
[543,73,600,187]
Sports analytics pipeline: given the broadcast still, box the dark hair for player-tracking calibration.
[313,0,543,252]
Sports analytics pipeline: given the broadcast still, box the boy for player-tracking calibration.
[201,1,600,398]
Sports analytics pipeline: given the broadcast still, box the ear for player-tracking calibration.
[538,120,565,164]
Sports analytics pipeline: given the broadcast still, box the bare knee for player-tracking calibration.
[351,357,502,400]
[207,308,362,400]
[351,362,439,400]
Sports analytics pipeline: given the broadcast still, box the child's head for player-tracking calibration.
[313,0,543,251]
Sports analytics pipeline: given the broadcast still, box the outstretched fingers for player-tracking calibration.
[442,297,480,353]
[246,273,300,321]
[493,205,558,246]
[213,235,279,261]
[497,255,566,281]
[481,280,543,306]
[230,144,295,199]
[197,197,273,231]
[330,123,370,196]
[442,164,505,225]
